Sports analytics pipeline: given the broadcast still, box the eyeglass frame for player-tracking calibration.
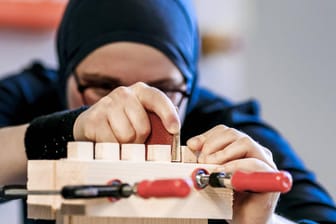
[72,71,190,107]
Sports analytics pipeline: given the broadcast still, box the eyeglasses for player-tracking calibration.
[73,71,190,107]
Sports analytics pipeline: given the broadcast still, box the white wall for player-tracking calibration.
[194,0,248,101]
[195,0,336,200]
[0,200,22,224]
[0,30,57,77]
[244,0,336,199]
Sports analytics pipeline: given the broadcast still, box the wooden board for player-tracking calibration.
[55,161,232,219]
[27,142,233,223]
[59,216,208,224]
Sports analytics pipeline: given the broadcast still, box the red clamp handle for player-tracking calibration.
[231,170,292,193]
[137,178,191,199]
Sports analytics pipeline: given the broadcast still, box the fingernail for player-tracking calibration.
[168,121,180,134]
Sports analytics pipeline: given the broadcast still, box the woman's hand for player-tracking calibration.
[73,82,180,143]
[187,125,279,224]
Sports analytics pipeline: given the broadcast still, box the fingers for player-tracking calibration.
[74,82,180,143]
[106,86,150,143]
[215,158,276,174]
[73,105,119,142]
[201,136,275,169]
[187,125,276,169]
[131,82,180,134]
[218,141,276,169]
[187,127,279,224]
[187,125,237,155]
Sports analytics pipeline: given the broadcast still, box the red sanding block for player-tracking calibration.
[145,112,173,145]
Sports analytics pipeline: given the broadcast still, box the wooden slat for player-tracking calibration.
[28,143,233,223]
[59,216,208,224]
[55,161,232,219]
[95,143,120,161]
[121,144,146,161]
[147,144,171,162]
[181,146,199,163]
[67,141,94,160]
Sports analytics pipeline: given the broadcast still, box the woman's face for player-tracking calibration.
[66,42,188,119]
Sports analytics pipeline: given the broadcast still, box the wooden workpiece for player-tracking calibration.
[61,216,209,224]
[27,115,232,223]
[27,160,57,220]
[121,144,146,161]
[181,146,200,163]
[67,141,94,160]
[95,142,120,161]
[27,142,233,223]
[147,144,171,162]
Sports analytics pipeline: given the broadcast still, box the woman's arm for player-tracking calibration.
[0,124,28,185]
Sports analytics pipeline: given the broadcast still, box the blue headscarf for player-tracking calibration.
[57,0,200,112]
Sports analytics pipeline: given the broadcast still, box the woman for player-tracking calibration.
[1,0,335,223]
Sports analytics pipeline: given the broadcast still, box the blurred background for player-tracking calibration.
[0,0,335,223]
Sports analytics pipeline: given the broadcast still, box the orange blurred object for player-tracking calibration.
[0,0,67,30]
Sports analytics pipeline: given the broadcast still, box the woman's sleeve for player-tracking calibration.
[0,61,63,127]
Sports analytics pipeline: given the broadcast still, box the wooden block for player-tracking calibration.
[27,160,56,220]
[67,141,94,160]
[95,142,120,161]
[56,210,68,224]
[28,204,56,221]
[58,216,208,224]
[171,133,181,162]
[121,144,146,161]
[181,146,199,163]
[147,144,171,162]
[54,161,233,220]
[27,159,233,221]
[28,145,233,221]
